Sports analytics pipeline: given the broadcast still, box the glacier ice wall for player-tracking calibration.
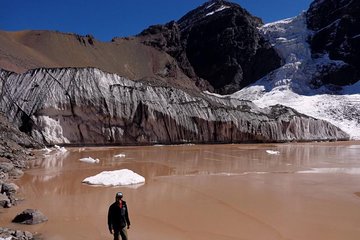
[0,67,349,144]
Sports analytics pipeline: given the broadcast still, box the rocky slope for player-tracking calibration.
[0,30,196,90]
[0,111,42,172]
[0,67,349,145]
[0,111,43,209]
[138,0,282,94]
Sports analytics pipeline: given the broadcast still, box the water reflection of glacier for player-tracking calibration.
[42,151,69,168]
[31,150,70,182]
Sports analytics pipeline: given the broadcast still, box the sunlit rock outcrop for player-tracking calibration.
[0,68,349,144]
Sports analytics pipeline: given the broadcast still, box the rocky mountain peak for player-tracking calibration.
[139,0,281,94]
[177,0,261,30]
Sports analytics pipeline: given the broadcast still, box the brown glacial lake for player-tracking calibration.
[1,142,360,240]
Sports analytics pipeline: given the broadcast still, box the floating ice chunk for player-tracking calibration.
[243,171,268,175]
[266,150,280,155]
[78,147,86,152]
[79,157,100,164]
[297,168,360,174]
[114,153,126,158]
[42,147,53,154]
[54,145,67,153]
[82,169,145,186]
[42,145,68,157]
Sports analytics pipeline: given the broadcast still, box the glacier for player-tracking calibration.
[230,13,360,140]
[0,67,348,145]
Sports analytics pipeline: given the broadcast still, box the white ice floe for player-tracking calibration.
[297,168,360,174]
[42,145,68,158]
[78,147,86,152]
[79,157,100,164]
[54,145,68,153]
[266,150,280,155]
[242,171,268,175]
[114,153,126,158]
[82,169,145,186]
[41,147,53,154]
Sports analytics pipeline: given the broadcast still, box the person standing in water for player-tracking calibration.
[108,192,131,240]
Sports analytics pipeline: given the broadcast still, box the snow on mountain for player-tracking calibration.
[205,5,230,16]
[228,13,360,140]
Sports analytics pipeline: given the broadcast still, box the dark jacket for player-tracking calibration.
[108,200,131,230]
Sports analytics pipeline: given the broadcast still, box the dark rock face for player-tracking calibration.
[306,0,360,85]
[139,0,282,94]
[0,111,42,209]
[12,209,48,225]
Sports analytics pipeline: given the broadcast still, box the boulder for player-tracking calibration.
[0,162,14,173]
[0,227,34,240]
[1,183,19,195]
[0,193,10,208]
[12,209,48,225]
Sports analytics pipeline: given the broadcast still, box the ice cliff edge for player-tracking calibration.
[0,67,349,145]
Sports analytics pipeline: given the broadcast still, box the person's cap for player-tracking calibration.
[116,192,123,198]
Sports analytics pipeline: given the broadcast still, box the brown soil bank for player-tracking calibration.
[0,30,196,90]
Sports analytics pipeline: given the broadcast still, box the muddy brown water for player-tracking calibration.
[1,142,360,240]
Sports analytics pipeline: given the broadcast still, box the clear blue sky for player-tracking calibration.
[1,0,313,42]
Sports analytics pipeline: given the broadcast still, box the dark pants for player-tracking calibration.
[113,227,128,240]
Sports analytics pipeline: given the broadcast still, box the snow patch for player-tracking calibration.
[206,5,230,16]
[206,2,215,9]
[82,169,145,186]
